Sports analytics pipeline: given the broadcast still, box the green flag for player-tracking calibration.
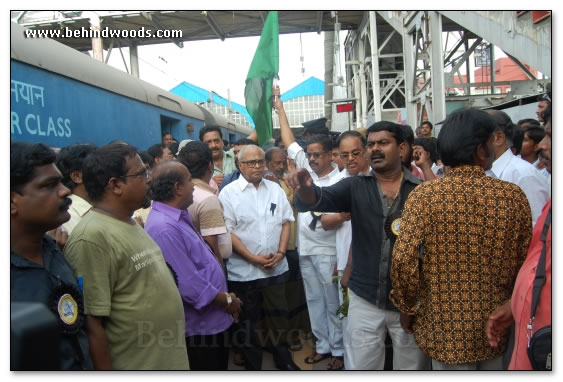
[244,11,279,146]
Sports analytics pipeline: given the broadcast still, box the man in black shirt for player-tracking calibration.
[10,142,93,370]
[287,122,429,370]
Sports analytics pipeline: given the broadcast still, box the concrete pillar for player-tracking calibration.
[130,43,139,78]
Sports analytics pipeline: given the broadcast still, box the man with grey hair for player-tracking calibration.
[219,145,298,370]
[486,109,548,226]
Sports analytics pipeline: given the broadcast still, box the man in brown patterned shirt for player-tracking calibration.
[390,108,532,370]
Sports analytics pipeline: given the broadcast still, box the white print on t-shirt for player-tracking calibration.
[130,248,160,272]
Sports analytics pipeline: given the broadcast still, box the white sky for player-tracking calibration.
[103,30,338,105]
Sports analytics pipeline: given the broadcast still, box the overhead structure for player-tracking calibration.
[344,11,551,129]
[11,10,551,131]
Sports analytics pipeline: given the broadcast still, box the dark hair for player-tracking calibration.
[147,144,165,160]
[524,126,546,145]
[543,102,552,124]
[139,151,155,169]
[11,142,57,193]
[336,130,366,148]
[413,137,439,164]
[421,120,433,130]
[438,108,496,167]
[511,126,525,155]
[234,138,258,146]
[399,124,415,146]
[517,118,541,129]
[168,142,179,157]
[82,143,139,202]
[150,165,186,203]
[199,125,223,141]
[265,147,285,163]
[55,144,97,190]
[306,134,333,153]
[177,141,213,179]
[162,132,172,138]
[488,109,515,145]
[367,121,405,145]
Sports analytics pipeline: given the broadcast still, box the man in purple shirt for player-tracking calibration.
[145,161,242,370]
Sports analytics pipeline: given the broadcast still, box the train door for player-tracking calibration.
[160,115,181,143]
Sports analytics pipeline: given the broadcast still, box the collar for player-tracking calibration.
[151,200,190,223]
[69,194,92,216]
[313,163,340,181]
[11,235,57,269]
[363,166,421,184]
[224,149,235,160]
[192,178,217,194]
[236,174,264,191]
[448,165,487,177]
[491,149,513,178]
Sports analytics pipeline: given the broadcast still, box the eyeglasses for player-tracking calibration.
[240,159,265,168]
[122,169,151,180]
[305,152,328,159]
[339,150,364,160]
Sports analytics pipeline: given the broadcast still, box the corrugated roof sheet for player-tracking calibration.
[170,82,255,127]
[281,76,324,101]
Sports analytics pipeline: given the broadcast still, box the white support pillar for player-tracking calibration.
[130,43,140,78]
[402,24,417,127]
[88,12,104,62]
[354,69,362,129]
[359,40,368,128]
[429,11,446,124]
[369,11,382,122]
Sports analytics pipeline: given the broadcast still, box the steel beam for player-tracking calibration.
[369,11,382,122]
[429,11,445,124]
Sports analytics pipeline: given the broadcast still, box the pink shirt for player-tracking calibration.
[509,200,551,370]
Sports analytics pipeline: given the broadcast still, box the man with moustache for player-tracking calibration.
[11,142,93,370]
[64,143,190,370]
[330,131,371,294]
[287,121,428,370]
[275,88,344,369]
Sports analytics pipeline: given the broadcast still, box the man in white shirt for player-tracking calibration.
[487,110,549,226]
[55,143,97,234]
[219,145,298,371]
[275,88,344,370]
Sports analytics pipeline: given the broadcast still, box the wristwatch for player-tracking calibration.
[225,292,232,306]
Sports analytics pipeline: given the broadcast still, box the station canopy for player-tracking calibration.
[11,11,365,51]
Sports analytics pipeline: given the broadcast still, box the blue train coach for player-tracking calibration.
[10,22,252,150]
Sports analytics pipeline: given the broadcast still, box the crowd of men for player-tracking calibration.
[11,88,551,371]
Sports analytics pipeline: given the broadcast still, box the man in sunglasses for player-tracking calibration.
[275,87,344,370]
[63,143,190,370]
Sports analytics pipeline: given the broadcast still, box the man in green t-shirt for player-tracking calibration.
[64,143,190,370]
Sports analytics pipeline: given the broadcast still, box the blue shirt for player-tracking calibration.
[11,235,93,370]
[145,201,232,336]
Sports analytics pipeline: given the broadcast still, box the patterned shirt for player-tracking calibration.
[390,165,532,364]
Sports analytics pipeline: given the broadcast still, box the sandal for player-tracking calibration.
[304,352,331,364]
[327,356,344,370]
[289,340,303,352]
[233,351,245,367]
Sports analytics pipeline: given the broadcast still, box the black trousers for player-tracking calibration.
[228,271,292,370]
[186,329,230,371]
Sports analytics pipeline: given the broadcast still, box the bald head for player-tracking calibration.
[150,161,194,209]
